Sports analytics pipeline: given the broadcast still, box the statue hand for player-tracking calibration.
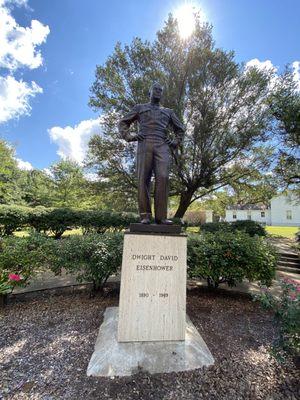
[166,138,179,149]
[125,133,138,142]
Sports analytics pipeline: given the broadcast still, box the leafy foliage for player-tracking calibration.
[0,233,53,293]
[0,205,139,237]
[0,205,30,236]
[200,220,266,236]
[269,68,300,194]
[187,231,277,288]
[0,140,23,205]
[51,233,123,290]
[88,14,275,217]
[254,278,300,356]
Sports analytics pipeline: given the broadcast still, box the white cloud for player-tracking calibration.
[246,59,300,92]
[48,118,102,164]
[15,157,33,170]
[0,74,42,123]
[43,167,53,177]
[0,0,50,71]
[84,172,99,182]
[245,58,278,73]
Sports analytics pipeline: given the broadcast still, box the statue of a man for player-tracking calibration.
[118,83,185,225]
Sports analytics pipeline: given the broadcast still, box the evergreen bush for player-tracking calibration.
[201,220,266,236]
[188,231,277,288]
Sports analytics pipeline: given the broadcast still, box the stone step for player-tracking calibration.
[278,260,300,268]
[279,252,299,260]
[277,265,300,274]
[280,255,300,263]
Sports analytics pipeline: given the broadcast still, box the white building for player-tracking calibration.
[225,193,300,226]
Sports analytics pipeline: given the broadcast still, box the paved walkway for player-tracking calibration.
[12,268,299,298]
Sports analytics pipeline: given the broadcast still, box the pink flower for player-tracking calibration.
[8,273,21,282]
[290,293,297,301]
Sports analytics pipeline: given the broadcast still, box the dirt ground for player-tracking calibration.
[0,286,299,400]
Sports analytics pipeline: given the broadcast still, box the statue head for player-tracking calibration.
[149,82,163,102]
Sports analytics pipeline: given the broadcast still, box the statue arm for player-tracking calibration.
[169,111,185,148]
[118,105,140,142]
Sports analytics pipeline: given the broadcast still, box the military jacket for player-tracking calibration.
[118,103,185,143]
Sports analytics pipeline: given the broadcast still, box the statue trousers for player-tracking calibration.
[136,138,170,221]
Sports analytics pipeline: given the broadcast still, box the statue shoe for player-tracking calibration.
[140,218,151,224]
[156,219,174,225]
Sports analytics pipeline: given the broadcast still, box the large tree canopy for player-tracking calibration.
[269,68,300,192]
[88,15,276,217]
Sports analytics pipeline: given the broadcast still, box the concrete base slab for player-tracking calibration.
[87,307,214,377]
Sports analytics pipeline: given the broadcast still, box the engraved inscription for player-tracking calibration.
[139,292,149,298]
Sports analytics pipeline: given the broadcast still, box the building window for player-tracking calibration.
[261,211,265,218]
[286,210,292,220]
[233,212,237,219]
[247,211,251,220]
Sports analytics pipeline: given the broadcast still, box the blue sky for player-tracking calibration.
[0,0,299,170]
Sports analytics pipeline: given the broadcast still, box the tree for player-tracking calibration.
[0,140,23,204]
[50,160,87,207]
[269,68,300,193]
[17,169,54,207]
[88,14,275,217]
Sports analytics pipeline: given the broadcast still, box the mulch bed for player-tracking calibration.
[0,285,299,400]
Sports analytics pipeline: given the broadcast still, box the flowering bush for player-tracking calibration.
[0,272,24,295]
[50,233,124,291]
[254,278,300,355]
[188,231,277,288]
[0,233,54,297]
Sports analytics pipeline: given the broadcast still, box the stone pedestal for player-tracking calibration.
[118,232,187,342]
[87,307,215,377]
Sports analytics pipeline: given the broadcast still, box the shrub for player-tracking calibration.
[200,221,232,233]
[44,208,80,238]
[254,278,300,356]
[0,232,124,292]
[27,206,51,233]
[0,206,139,237]
[51,232,124,290]
[231,220,266,236]
[200,220,266,237]
[187,231,277,288]
[0,205,30,236]
[0,233,54,292]
[78,210,138,234]
[28,207,80,238]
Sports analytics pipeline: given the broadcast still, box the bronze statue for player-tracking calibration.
[118,83,185,225]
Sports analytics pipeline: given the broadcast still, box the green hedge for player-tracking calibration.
[0,229,278,293]
[188,231,277,288]
[200,220,267,237]
[0,232,123,291]
[0,205,30,236]
[0,205,139,238]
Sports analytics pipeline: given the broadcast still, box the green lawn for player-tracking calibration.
[187,225,299,239]
[266,226,299,239]
[12,225,299,239]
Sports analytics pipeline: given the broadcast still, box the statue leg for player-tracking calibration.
[153,142,170,222]
[137,140,153,221]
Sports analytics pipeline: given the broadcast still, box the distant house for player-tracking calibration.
[225,193,300,226]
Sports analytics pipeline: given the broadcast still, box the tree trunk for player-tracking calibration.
[174,190,194,218]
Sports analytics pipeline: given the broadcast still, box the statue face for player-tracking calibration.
[150,83,163,101]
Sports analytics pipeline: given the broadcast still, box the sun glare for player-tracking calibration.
[174,2,205,39]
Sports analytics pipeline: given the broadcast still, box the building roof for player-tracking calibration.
[226,204,269,211]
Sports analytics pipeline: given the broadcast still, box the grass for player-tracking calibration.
[14,228,83,238]
[187,225,299,239]
[12,225,299,239]
[266,226,299,239]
